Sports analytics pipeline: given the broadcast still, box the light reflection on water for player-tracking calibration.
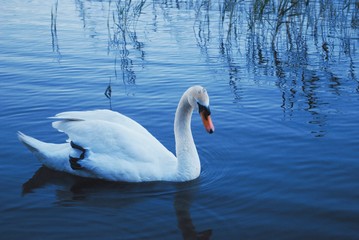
[0,0,358,239]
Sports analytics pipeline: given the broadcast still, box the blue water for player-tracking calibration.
[1,0,359,239]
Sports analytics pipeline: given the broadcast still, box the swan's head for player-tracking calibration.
[187,86,215,134]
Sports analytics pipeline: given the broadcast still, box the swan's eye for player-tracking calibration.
[198,103,211,116]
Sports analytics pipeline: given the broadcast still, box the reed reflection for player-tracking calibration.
[107,0,146,90]
[52,0,357,136]
[23,167,212,240]
[71,0,146,97]
[51,0,61,61]
[192,0,358,137]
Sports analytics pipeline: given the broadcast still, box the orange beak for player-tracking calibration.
[200,108,215,134]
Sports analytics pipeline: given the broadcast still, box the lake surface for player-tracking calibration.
[1,0,359,239]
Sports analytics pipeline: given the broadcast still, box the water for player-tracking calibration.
[1,0,358,239]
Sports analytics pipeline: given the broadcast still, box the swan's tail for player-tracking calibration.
[18,131,48,161]
[17,132,96,178]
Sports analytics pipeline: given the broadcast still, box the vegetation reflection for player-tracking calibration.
[52,0,358,136]
[193,0,358,136]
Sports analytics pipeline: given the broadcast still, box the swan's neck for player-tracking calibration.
[174,94,200,181]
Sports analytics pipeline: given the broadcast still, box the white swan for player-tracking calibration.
[18,86,214,182]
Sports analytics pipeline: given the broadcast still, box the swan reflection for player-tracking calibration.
[22,167,212,240]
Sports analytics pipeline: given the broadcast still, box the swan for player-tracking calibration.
[18,85,214,182]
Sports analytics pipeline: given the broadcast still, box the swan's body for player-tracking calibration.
[18,86,214,182]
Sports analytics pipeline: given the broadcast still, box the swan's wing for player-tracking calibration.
[51,109,142,131]
[52,114,176,181]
